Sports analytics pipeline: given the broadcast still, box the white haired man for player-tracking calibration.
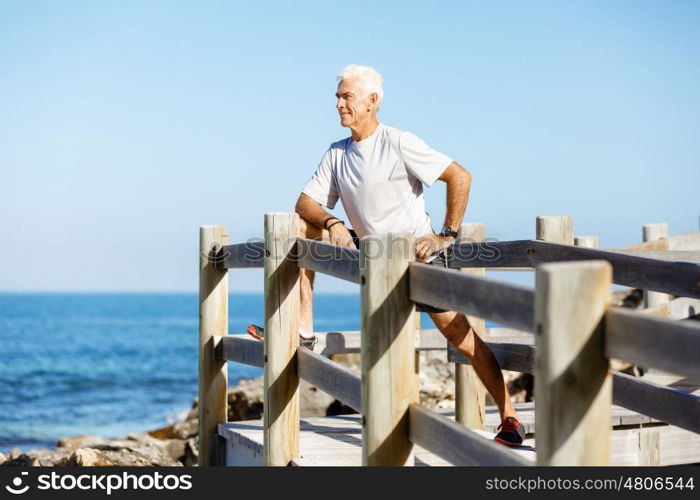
[249,64,524,447]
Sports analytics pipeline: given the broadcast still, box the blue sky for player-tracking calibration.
[1,0,698,292]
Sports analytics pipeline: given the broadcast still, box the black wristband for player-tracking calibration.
[327,220,344,230]
[324,217,339,229]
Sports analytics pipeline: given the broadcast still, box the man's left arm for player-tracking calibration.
[440,161,472,231]
[415,161,472,261]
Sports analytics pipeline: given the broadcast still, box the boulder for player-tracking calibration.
[227,378,264,421]
[182,437,198,467]
[57,435,107,452]
[66,439,183,467]
[68,448,153,467]
[2,453,40,467]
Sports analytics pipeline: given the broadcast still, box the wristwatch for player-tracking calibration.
[439,225,458,238]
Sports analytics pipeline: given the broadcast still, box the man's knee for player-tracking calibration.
[430,311,475,355]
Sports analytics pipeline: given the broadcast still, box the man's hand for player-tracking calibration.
[415,233,453,261]
[329,224,356,249]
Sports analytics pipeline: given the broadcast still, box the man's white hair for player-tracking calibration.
[337,64,384,109]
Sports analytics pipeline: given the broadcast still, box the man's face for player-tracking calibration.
[336,77,373,128]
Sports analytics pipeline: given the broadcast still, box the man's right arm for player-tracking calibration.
[295,193,338,230]
[295,193,355,248]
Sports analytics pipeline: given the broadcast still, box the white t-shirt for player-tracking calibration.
[302,123,452,238]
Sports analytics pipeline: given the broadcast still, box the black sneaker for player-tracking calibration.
[494,416,525,447]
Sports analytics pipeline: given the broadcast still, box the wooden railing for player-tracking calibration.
[199,214,700,466]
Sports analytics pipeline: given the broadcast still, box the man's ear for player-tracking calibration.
[368,92,378,110]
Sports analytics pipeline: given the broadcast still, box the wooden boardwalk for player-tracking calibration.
[200,217,700,466]
[219,370,700,466]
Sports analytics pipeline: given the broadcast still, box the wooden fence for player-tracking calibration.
[199,214,700,466]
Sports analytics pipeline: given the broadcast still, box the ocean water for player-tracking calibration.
[0,293,361,453]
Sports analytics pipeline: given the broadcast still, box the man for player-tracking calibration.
[251,65,524,447]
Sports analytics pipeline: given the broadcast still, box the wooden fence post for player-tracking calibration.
[199,225,229,466]
[574,235,598,248]
[643,223,670,309]
[534,260,612,465]
[360,233,419,466]
[536,215,574,245]
[263,213,301,466]
[454,223,486,430]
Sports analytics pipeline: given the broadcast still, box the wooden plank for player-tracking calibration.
[454,223,486,430]
[610,249,700,264]
[198,225,229,466]
[575,235,598,248]
[535,260,613,465]
[263,213,301,466]
[360,233,419,466]
[669,297,700,320]
[409,263,535,332]
[640,296,700,320]
[216,241,264,269]
[606,308,700,379]
[295,238,360,284]
[297,348,361,412]
[643,223,671,309]
[408,404,531,466]
[302,328,529,355]
[614,239,668,251]
[657,425,700,465]
[216,335,264,367]
[313,329,447,354]
[449,342,534,374]
[667,231,700,251]
[528,240,700,299]
[219,406,700,467]
[449,239,532,268]
[612,372,700,434]
[217,329,529,361]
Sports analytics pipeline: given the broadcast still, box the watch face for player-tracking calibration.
[440,226,457,237]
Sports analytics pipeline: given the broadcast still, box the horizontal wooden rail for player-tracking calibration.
[215,238,700,299]
[217,331,451,362]
[667,231,700,251]
[449,239,700,298]
[408,404,531,466]
[641,297,700,320]
[409,263,535,332]
[614,231,700,252]
[295,238,360,283]
[613,372,700,435]
[610,249,700,264]
[448,342,535,374]
[449,240,533,268]
[219,329,531,359]
[297,348,361,412]
[606,308,700,379]
[667,297,700,319]
[528,241,700,298]
[314,329,449,354]
[214,335,263,367]
[215,241,265,269]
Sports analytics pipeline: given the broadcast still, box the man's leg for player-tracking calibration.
[428,310,517,421]
[297,217,331,333]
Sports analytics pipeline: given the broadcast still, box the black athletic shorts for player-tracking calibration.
[348,229,448,313]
